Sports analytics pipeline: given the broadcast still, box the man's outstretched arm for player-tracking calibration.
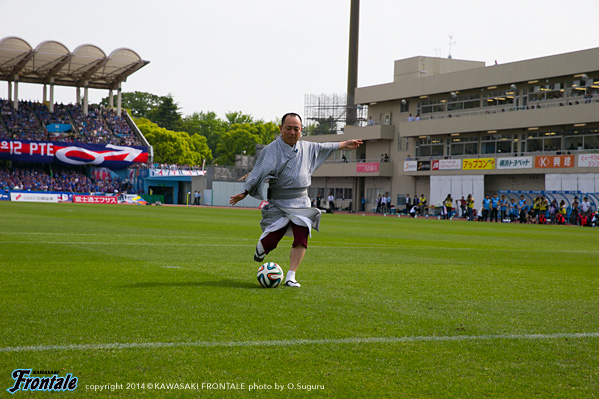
[339,139,363,150]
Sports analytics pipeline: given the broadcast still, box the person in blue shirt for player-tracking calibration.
[518,198,528,223]
[509,198,518,222]
[482,195,491,222]
[520,200,532,223]
[490,194,499,222]
[500,194,509,221]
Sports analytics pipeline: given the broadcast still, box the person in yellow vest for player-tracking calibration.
[419,194,427,215]
[555,200,567,224]
[559,200,567,219]
[538,195,549,224]
[533,196,540,218]
[443,194,453,220]
[466,194,475,221]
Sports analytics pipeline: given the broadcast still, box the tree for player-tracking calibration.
[190,134,213,164]
[135,118,211,165]
[216,124,261,165]
[100,91,161,118]
[252,121,279,145]
[147,95,182,131]
[181,111,227,159]
[225,111,253,126]
[303,117,337,136]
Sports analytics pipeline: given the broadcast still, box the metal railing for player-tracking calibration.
[399,96,598,122]
[322,158,392,165]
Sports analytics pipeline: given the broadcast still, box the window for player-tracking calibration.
[416,138,443,157]
[330,188,353,200]
[344,188,353,200]
[481,141,496,154]
[419,99,445,115]
[447,93,481,112]
[400,100,409,113]
[525,131,562,152]
[398,136,409,151]
[481,134,514,154]
[565,127,599,150]
[450,136,478,156]
[483,89,514,107]
[497,139,512,154]
[380,113,392,124]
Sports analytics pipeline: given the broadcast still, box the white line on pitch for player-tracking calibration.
[2,332,598,353]
[0,232,253,240]
[1,241,598,254]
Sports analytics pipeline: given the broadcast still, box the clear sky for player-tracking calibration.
[2,0,598,122]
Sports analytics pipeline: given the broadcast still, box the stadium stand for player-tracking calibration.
[0,166,129,193]
[0,99,142,146]
[0,100,46,141]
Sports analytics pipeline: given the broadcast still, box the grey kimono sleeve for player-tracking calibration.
[244,147,278,200]
[311,142,340,171]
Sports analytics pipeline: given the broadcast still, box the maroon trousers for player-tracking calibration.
[261,222,309,254]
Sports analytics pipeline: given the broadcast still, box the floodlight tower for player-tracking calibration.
[346,0,359,126]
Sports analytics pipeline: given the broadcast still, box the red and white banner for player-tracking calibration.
[0,139,149,169]
[356,162,380,173]
[432,159,462,170]
[578,154,599,168]
[73,195,118,204]
[10,192,60,203]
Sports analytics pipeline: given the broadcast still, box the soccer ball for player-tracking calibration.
[257,262,284,288]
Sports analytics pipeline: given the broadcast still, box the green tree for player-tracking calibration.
[100,91,161,118]
[251,121,278,145]
[147,95,182,131]
[304,117,337,136]
[190,134,213,164]
[181,111,227,159]
[135,118,211,165]
[225,111,253,126]
[216,124,261,165]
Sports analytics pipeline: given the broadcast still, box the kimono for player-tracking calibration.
[244,136,339,240]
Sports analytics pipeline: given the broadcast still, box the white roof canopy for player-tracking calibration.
[0,36,149,90]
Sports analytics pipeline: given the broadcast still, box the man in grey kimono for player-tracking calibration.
[229,113,362,287]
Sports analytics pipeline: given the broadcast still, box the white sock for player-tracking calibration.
[286,270,296,282]
[256,240,264,254]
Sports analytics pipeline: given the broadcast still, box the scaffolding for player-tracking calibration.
[303,93,368,135]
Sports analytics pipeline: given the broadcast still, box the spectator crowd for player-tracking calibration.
[0,99,142,147]
[0,166,129,194]
[404,193,597,227]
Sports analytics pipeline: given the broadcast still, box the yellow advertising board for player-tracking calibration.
[462,158,495,170]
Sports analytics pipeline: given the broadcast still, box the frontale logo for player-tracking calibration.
[7,369,78,394]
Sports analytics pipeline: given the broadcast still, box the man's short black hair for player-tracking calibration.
[281,113,302,125]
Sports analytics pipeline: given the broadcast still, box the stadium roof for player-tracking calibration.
[0,36,149,90]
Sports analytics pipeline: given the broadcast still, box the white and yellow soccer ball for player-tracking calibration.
[257,262,284,288]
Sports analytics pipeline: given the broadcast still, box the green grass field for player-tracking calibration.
[1,202,598,398]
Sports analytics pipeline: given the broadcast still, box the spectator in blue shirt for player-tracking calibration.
[482,195,491,222]
[500,194,509,221]
[490,194,500,222]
